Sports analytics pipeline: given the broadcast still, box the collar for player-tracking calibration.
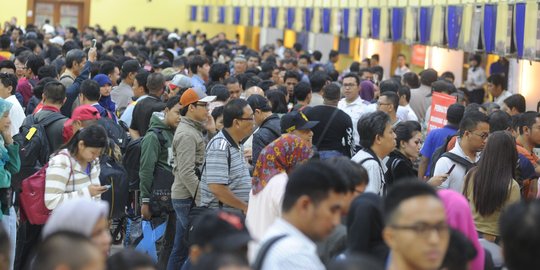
[41,105,61,113]
[135,94,149,102]
[274,218,316,248]
[222,128,239,148]
[260,114,279,127]
[341,96,365,106]
[182,116,205,132]
[192,74,205,83]
[453,139,480,162]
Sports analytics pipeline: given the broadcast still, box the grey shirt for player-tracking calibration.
[111,81,133,111]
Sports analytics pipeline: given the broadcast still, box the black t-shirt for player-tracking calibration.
[130,95,166,136]
[304,105,354,157]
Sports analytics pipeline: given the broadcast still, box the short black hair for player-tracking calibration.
[209,63,229,82]
[146,73,165,94]
[0,60,16,73]
[500,200,540,270]
[504,94,526,114]
[211,106,224,123]
[99,60,118,76]
[293,81,311,102]
[37,65,58,80]
[0,73,17,95]
[349,61,361,73]
[488,110,512,133]
[65,49,86,69]
[329,50,339,58]
[310,71,329,93]
[312,50,322,61]
[393,121,421,148]
[134,70,150,94]
[379,79,400,93]
[342,73,360,85]
[431,79,456,94]
[210,84,230,102]
[397,85,411,103]
[419,68,438,86]
[223,98,249,128]
[380,91,399,113]
[282,160,348,212]
[62,40,80,56]
[266,89,288,114]
[166,95,180,110]
[517,111,540,135]
[458,111,489,137]
[0,34,10,50]
[371,54,380,61]
[325,156,369,191]
[43,81,66,104]
[26,54,45,75]
[358,111,391,149]
[80,79,100,101]
[384,180,439,224]
[440,71,455,82]
[284,70,301,82]
[106,249,156,270]
[188,55,209,74]
[322,83,341,101]
[33,231,97,270]
[440,229,478,270]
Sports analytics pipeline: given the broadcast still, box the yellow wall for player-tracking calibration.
[0,0,27,29]
[89,0,192,31]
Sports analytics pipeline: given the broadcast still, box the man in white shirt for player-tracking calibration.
[433,111,488,192]
[398,85,418,122]
[487,74,512,107]
[338,73,368,147]
[255,161,348,270]
[0,73,24,135]
[352,111,396,195]
[394,54,410,77]
[120,70,149,127]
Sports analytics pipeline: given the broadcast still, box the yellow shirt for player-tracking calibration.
[465,178,521,236]
[0,51,11,60]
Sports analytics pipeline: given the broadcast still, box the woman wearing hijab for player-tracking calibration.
[0,98,20,218]
[245,134,312,260]
[438,189,485,270]
[42,198,112,256]
[360,80,376,103]
[345,193,388,263]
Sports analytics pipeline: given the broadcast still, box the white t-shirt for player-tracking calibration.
[6,95,24,136]
[338,97,368,146]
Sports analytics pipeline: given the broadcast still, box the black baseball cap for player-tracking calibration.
[280,111,319,133]
[190,210,252,251]
[247,94,272,112]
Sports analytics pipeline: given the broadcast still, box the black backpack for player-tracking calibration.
[435,152,475,176]
[428,135,457,177]
[100,141,129,219]
[12,113,65,189]
[98,117,130,153]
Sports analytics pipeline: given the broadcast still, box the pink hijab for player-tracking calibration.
[438,189,484,270]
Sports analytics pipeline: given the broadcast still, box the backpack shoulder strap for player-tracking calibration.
[38,113,66,127]
[147,128,167,147]
[359,157,377,165]
[252,235,288,270]
[315,108,340,149]
[442,152,473,168]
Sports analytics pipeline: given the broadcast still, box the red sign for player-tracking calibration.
[411,45,426,67]
[428,92,457,132]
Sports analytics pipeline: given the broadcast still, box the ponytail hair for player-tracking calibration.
[59,124,108,156]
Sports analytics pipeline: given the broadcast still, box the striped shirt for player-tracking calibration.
[44,149,101,210]
[200,130,251,209]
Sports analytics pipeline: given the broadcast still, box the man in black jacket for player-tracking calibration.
[248,94,281,164]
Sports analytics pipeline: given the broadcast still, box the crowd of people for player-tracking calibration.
[0,18,538,270]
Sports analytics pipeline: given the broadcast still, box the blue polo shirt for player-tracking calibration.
[420,125,459,177]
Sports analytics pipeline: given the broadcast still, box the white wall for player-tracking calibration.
[425,47,464,87]
[358,38,393,80]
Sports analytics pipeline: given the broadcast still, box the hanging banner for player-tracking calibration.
[287,7,295,29]
[218,6,226,23]
[270,7,279,28]
[419,7,433,44]
[357,8,363,36]
[304,8,313,32]
[190,6,198,21]
[484,4,497,53]
[259,7,265,27]
[248,7,254,26]
[428,93,458,132]
[515,3,525,58]
[446,5,463,49]
[233,7,241,25]
[371,8,380,38]
[321,8,331,33]
[203,6,210,23]
[392,8,404,41]
[342,8,350,37]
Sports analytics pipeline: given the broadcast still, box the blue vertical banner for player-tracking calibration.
[190,6,197,22]
[515,3,526,58]
[357,8,363,36]
[260,7,265,27]
[419,7,433,44]
[249,7,254,26]
[304,8,313,32]
[338,37,350,54]
[203,6,210,23]
[446,6,463,49]
[483,4,497,53]
[218,6,226,23]
[342,8,350,36]
[371,8,381,39]
[233,7,241,25]
[391,8,404,41]
[287,7,295,29]
[270,7,278,28]
[322,8,331,33]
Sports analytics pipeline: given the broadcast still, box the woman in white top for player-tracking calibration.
[45,124,109,210]
[246,134,313,260]
[465,54,487,104]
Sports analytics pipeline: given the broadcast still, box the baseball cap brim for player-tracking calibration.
[297,120,319,130]
[200,95,216,103]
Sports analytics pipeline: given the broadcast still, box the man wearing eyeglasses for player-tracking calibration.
[383,181,450,270]
[433,111,489,192]
[338,73,368,149]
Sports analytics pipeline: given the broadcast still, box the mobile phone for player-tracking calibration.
[103,185,111,190]
[92,39,97,48]
[446,164,456,175]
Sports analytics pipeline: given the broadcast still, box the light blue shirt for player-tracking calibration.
[119,95,148,127]
[191,75,206,94]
